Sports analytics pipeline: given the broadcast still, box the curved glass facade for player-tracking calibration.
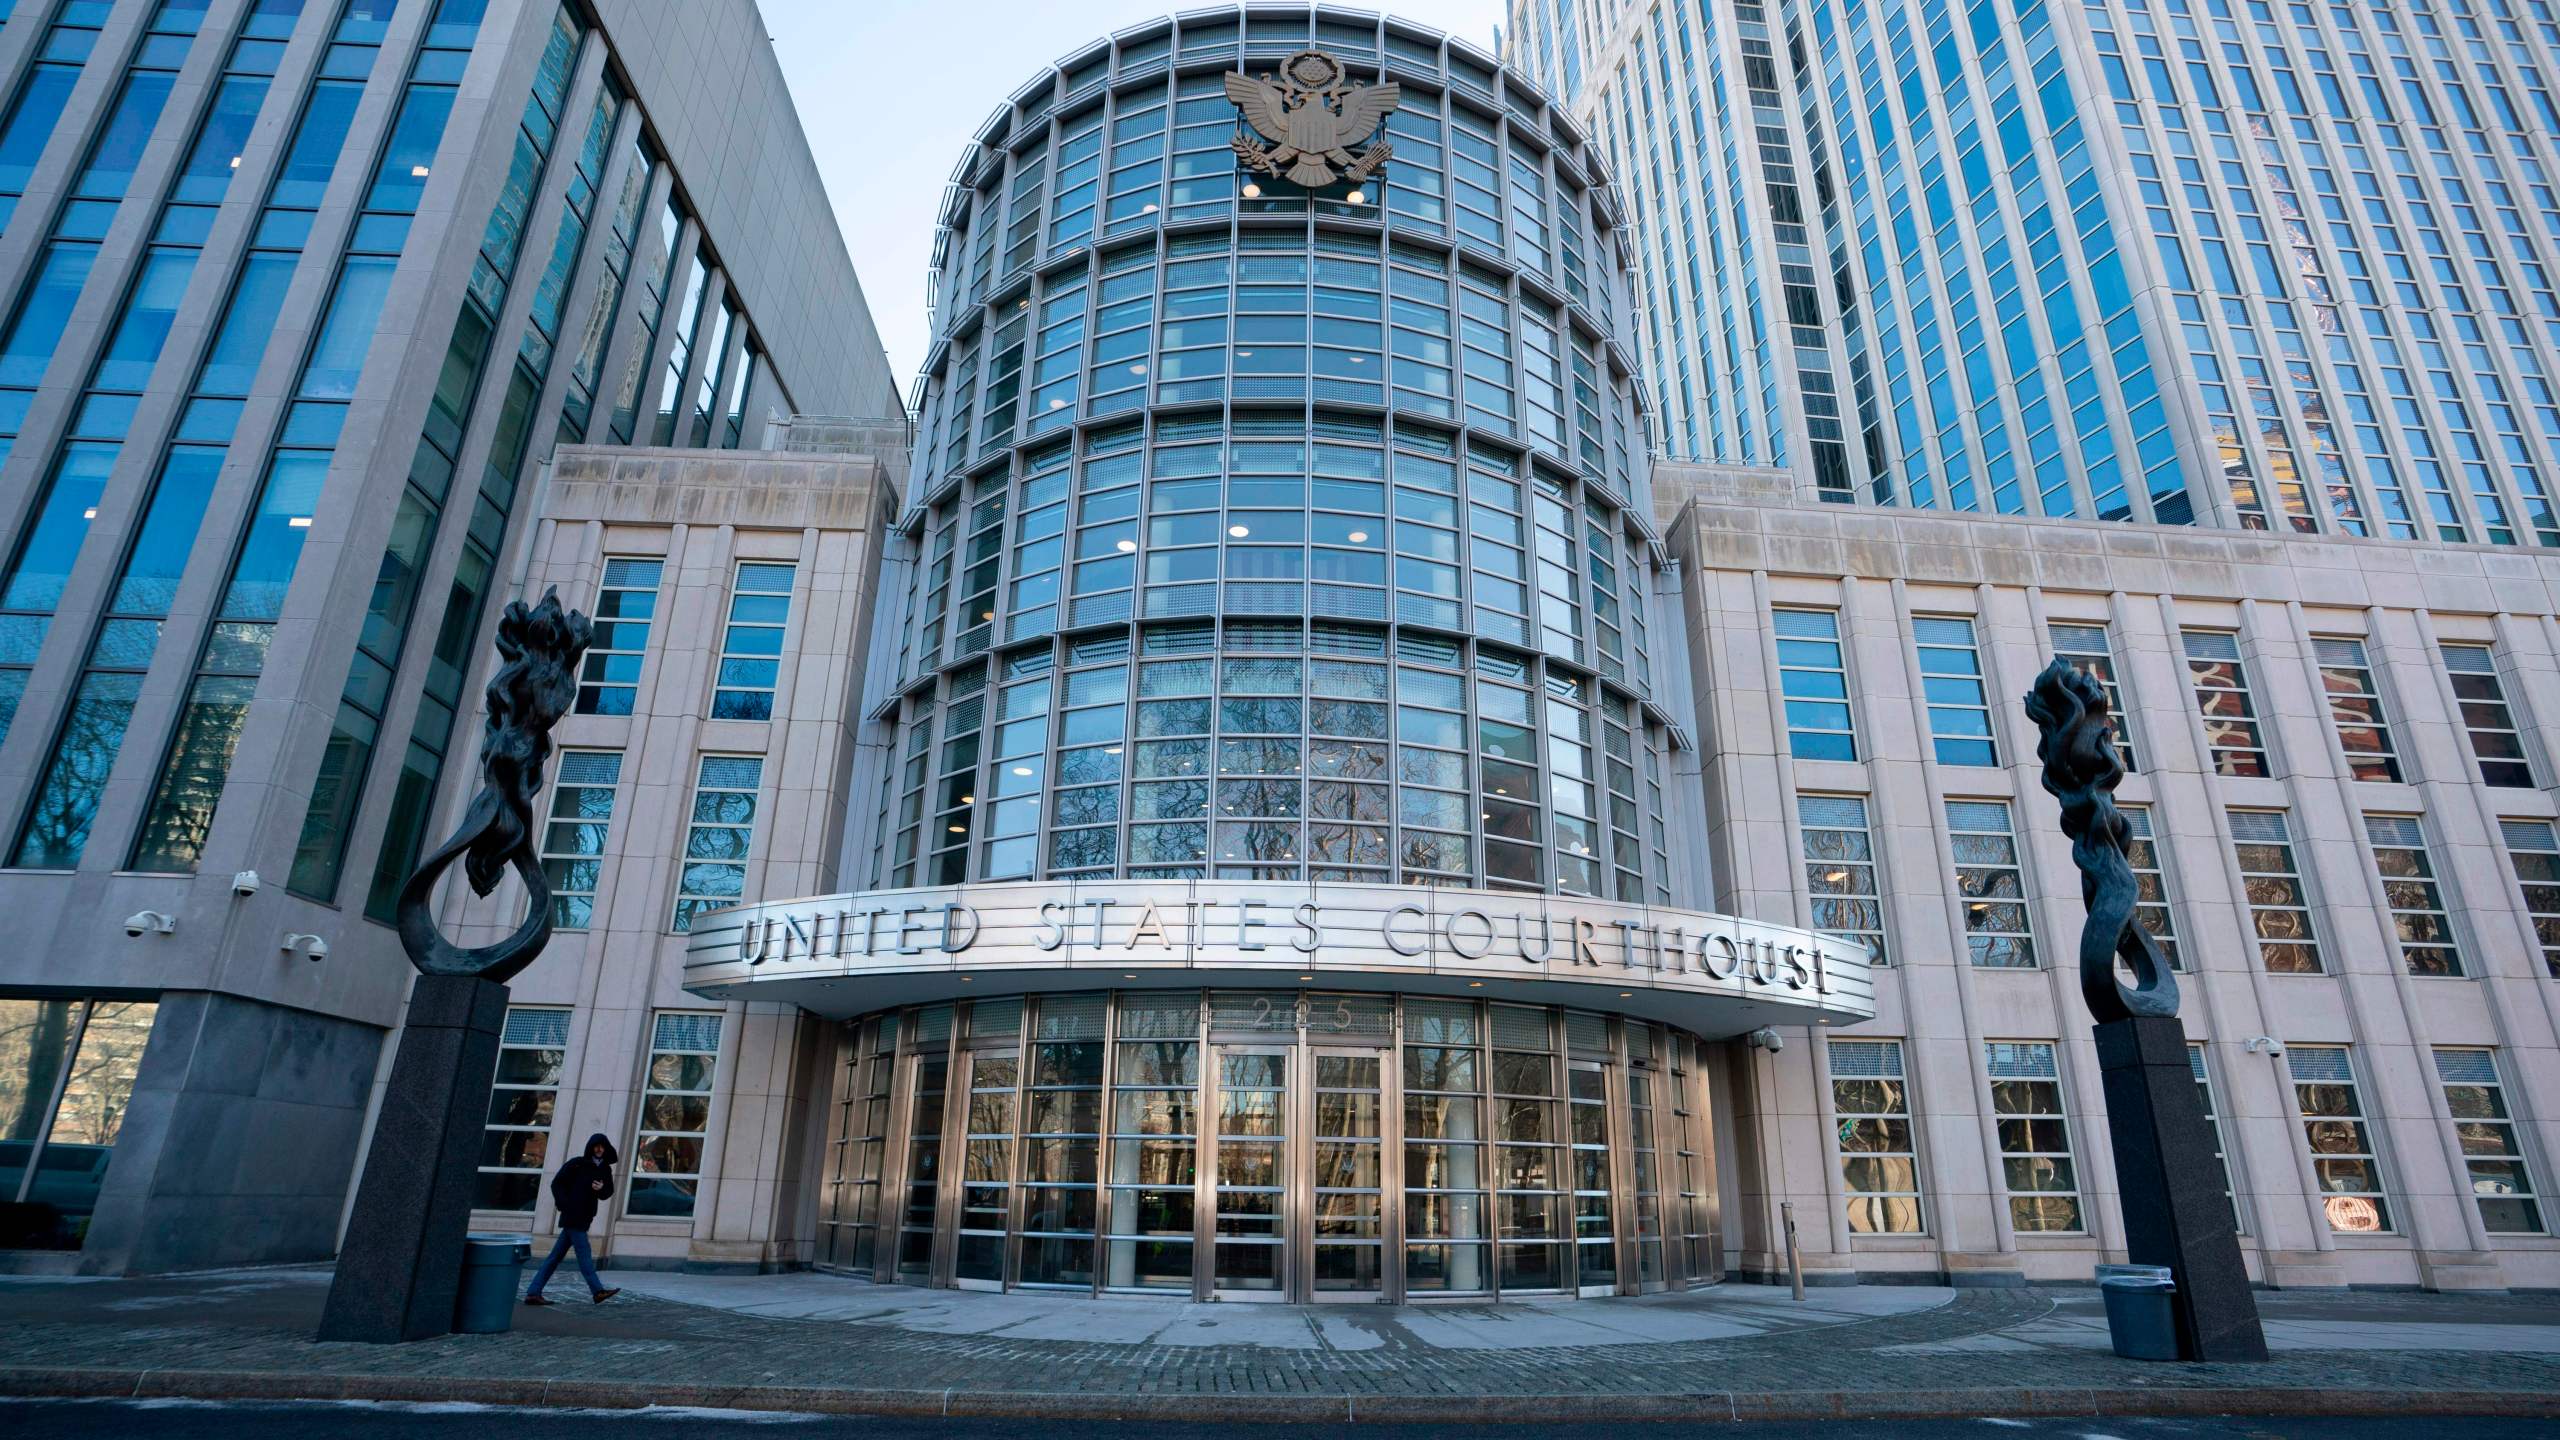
[820,991,1720,1301]
[877,7,1673,906]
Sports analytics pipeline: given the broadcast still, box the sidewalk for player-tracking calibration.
[2,1266,2555,1422]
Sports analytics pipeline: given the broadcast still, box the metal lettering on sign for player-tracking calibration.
[1226,49,1399,190]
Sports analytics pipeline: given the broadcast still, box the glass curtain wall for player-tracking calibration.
[816,991,1716,1303]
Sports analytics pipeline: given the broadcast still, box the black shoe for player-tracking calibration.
[523,1294,553,1306]
[591,1287,620,1304]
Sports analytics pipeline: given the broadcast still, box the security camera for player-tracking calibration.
[1748,1026,1784,1053]
[281,932,328,962]
[124,910,176,938]
[2244,1036,2284,1056]
[231,870,261,898]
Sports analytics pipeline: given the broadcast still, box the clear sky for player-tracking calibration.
[759,0,1508,398]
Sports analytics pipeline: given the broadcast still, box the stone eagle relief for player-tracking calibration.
[396,587,593,982]
[2024,658,2179,1024]
[1225,49,1399,189]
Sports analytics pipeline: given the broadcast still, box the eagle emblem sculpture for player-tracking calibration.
[1225,49,1399,190]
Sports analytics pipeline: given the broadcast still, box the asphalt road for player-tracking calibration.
[2,1401,2550,1438]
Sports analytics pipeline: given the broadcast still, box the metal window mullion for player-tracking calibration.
[10,997,92,1205]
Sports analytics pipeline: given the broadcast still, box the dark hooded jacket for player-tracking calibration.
[549,1133,618,1230]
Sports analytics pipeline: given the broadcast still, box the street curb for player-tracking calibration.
[3,1368,2557,1423]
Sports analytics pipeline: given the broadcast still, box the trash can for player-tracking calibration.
[455,1234,532,1334]
[2095,1263,2179,1361]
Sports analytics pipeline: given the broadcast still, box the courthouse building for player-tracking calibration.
[2,0,2555,1305]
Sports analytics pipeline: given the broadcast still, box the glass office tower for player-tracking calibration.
[0,0,895,1272]
[1511,0,2560,540]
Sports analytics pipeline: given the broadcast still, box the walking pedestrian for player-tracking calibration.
[524,1132,621,1305]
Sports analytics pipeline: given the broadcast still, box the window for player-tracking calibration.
[1985,1041,2081,1233]
[2500,820,2560,978]
[672,756,761,932]
[2432,1049,2545,1235]
[1774,608,1855,760]
[2287,1045,2390,1234]
[575,558,661,715]
[1404,998,1489,1294]
[0,997,156,1248]
[1829,1039,1921,1233]
[1024,995,1104,1289]
[1913,616,1997,766]
[1105,994,1190,1291]
[2442,645,2532,787]
[713,561,795,720]
[478,1008,568,1211]
[2363,814,2463,978]
[540,751,621,930]
[2118,805,2181,970]
[2048,622,2135,770]
[2228,809,2322,974]
[1800,794,1887,964]
[2312,639,2400,782]
[2181,630,2269,777]
[2189,1043,2239,1230]
[1947,800,2035,968]
[629,1011,722,1217]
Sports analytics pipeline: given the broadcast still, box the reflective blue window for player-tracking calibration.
[0,442,117,611]
[200,251,296,395]
[0,243,98,385]
[297,255,396,399]
[93,248,196,390]
[271,80,365,208]
[366,86,458,213]
[173,74,270,203]
[74,72,177,200]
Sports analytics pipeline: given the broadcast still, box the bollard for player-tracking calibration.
[1780,1200,1805,1301]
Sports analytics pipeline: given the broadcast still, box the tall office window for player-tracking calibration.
[539,750,621,930]
[1773,608,1854,760]
[1104,994,1191,1291]
[2363,815,2463,978]
[2181,630,2270,777]
[2432,1049,2545,1236]
[1020,995,1102,1289]
[672,755,761,932]
[2228,809,2322,974]
[2287,1046,2390,1234]
[575,557,662,715]
[2440,645,2533,787]
[2500,820,2560,979]
[1913,616,1997,766]
[2047,622,2135,770]
[628,1011,722,1217]
[2117,805,2181,970]
[1799,794,1887,965]
[1403,998,1489,1294]
[1946,800,2034,968]
[2313,639,2400,782]
[1985,1041,2081,1233]
[477,1007,569,1210]
[1828,1039,1921,1233]
[712,562,795,720]
[0,0,113,232]
[2188,1044,2239,1230]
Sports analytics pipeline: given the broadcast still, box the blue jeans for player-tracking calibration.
[526,1227,603,1298]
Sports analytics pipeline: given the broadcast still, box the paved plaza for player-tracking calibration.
[0,1267,2554,1421]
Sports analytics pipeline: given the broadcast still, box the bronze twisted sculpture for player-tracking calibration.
[2023,657,2178,1024]
[394,587,593,983]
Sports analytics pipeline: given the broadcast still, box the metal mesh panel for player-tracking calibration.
[967,998,1023,1037]
[1828,1038,1903,1079]
[1799,794,1869,829]
[2227,809,2292,843]
[1310,993,1394,1040]
[2181,630,2241,660]
[2433,1048,2500,1085]
[1983,1041,2057,1080]
[601,557,661,587]
[1945,800,2012,833]
[2048,622,2107,651]
[2186,1043,2208,1082]
[2312,637,2369,667]
[555,750,621,785]
[1035,993,1107,1040]
[1771,608,1839,639]
[1564,1012,1609,1055]
[696,756,762,790]
[2441,644,2497,674]
[652,1012,723,1054]
[2119,805,2153,839]
[1116,995,1199,1037]
[1911,616,1976,647]
[2502,819,2558,851]
[2363,814,2426,848]
[1490,1004,1549,1050]
[503,1008,571,1047]
[913,1005,954,1045]
[2285,1046,2354,1083]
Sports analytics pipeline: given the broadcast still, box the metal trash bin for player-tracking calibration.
[2095,1263,2179,1361]
[455,1234,532,1334]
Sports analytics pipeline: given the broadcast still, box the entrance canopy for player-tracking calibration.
[683,880,1875,1036]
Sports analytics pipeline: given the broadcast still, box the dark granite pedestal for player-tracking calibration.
[2093,1014,2270,1362]
[317,975,508,1343]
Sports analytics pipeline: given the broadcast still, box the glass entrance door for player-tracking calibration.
[953,1050,1016,1289]
[1208,1046,1289,1298]
[1307,1049,1386,1298]
[897,1049,951,1283]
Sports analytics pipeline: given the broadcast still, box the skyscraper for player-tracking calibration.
[0,0,895,1272]
[1510,0,2560,539]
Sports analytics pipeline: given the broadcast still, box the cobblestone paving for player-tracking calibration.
[1,1275,2555,1402]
